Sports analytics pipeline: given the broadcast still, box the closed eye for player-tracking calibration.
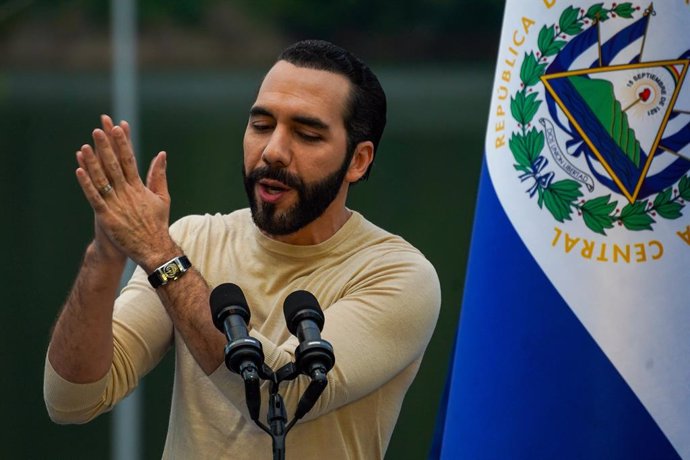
[250,122,273,132]
[297,131,322,142]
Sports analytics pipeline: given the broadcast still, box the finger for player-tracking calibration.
[101,114,115,134]
[99,114,121,150]
[100,115,133,177]
[101,115,129,157]
[92,128,126,186]
[99,114,123,164]
[76,167,109,214]
[78,146,114,197]
[111,125,141,184]
[76,150,86,170]
[146,151,169,198]
[112,119,136,153]
[119,120,133,147]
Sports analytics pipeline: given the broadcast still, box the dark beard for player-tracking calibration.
[243,154,351,236]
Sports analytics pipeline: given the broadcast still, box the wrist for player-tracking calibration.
[138,239,184,274]
[81,242,127,291]
[147,255,192,289]
[86,240,127,268]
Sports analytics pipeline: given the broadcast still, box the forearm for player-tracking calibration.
[48,242,125,383]
[142,247,226,375]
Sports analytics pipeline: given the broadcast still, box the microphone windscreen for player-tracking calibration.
[283,290,324,335]
[210,283,250,331]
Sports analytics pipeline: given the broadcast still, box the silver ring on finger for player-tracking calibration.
[99,183,113,195]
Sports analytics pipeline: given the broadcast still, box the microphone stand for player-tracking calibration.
[229,357,329,460]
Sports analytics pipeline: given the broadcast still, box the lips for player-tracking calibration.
[257,179,292,204]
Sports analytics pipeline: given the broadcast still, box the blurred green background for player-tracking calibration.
[0,0,502,458]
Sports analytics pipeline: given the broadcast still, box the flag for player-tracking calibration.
[434,2,690,458]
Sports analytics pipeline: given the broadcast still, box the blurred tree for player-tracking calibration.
[232,0,505,61]
[232,0,504,35]
[0,0,504,62]
[65,0,504,31]
[7,0,216,25]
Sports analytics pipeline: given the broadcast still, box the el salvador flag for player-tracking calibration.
[433,2,690,459]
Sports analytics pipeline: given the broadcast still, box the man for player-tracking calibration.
[44,40,440,459]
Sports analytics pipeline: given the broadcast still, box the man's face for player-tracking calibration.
[242,60,353,236]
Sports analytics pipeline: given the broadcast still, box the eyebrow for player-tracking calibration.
[249,106,330,131]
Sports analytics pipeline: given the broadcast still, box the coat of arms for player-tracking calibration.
[509,3,690,234]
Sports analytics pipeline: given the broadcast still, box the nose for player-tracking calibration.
[261,127,292,168]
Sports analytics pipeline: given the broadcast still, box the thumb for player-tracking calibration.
[146,151,169,198]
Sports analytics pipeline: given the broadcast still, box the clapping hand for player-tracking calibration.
[75,115,173,271]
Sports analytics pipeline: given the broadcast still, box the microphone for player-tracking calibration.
[210,283,265,421]
[283,290,335,422]
[283,290,335,379]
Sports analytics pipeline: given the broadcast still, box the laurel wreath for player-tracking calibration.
[509,3,690,235]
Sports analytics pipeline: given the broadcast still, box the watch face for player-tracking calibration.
[163,262,180,279]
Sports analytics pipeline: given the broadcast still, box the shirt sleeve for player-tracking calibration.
[42,217,195,425]
[43,265,174,424]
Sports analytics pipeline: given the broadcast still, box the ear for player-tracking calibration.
[345,141,374,183]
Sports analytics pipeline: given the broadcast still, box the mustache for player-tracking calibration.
[245,166,304,190]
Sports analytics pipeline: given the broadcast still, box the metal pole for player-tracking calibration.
[110,0,142,459]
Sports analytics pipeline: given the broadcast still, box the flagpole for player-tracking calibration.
[110,0,142,459]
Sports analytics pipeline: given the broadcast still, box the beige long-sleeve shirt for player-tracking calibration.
[44,209,441,459]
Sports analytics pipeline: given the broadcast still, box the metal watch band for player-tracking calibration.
[147,255,192,289]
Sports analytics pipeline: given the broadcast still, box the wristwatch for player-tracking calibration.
[147,255,192,289]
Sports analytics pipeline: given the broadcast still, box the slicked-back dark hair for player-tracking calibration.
[277,39,387,181]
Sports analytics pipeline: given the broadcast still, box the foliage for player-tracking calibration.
[5,0,506,34]
[539,180,583,223]
[510,128,544,173]
[16,0,214,24]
